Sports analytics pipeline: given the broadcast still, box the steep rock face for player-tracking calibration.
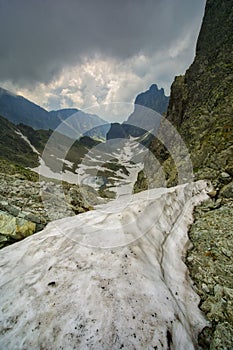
[123,84,168,137]
[168,0,233,124]
[135,84,169,115]
[146,1,233,348]
[165,0,233,186]
[165,76,187,128]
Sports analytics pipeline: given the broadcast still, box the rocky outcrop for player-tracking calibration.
[0,211,36,247]
[0,173,95,248]
[186,196,233,349]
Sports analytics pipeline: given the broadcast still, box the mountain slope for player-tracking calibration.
[0,88,51,129]
[48,108,79,120]
[0,115,39,168]
[16,123,100,175]
[0,115,101,180]
[0,88,109,138]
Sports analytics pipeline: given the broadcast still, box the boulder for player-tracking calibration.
[219,181,233,198]
[0,210,36,247]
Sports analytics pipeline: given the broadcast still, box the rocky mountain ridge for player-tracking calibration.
[0,87,109,138]
[0,172,100,248]
[163,0,232,186]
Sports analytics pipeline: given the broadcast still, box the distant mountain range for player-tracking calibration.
[0,87,109,139]
[0,83,169,178]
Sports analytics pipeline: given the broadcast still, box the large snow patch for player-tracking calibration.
[0,180,211,349]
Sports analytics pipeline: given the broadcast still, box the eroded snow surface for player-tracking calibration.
[0,181,211,349]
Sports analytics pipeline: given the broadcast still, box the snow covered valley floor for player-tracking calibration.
[0,180,212,349]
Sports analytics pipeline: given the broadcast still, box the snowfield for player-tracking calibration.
[0,180,211,349]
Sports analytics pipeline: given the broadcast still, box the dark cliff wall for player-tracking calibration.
[150,0,233,187]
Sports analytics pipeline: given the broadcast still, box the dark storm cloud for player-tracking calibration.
[0,0,205,85]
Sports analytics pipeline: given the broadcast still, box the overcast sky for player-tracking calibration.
[0,0,206,121]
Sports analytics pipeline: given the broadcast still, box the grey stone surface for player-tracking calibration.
[0,173,94,248]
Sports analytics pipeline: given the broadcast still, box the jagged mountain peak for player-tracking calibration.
[134,84,169,115]
[148,84,164,94]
